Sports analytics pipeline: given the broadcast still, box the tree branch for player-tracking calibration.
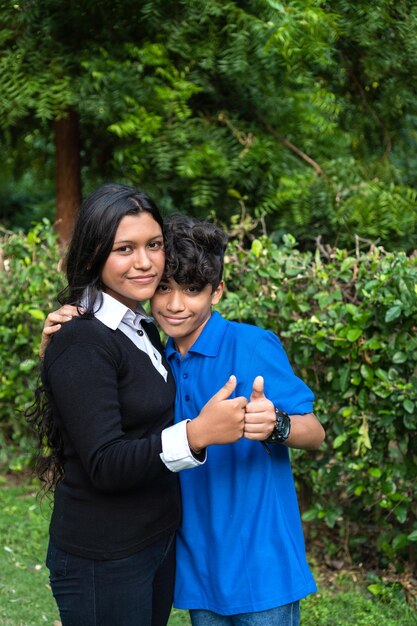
[261,118,324,176]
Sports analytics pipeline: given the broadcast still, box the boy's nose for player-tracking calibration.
[166,293,185,312]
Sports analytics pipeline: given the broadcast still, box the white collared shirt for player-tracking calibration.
[87,291,205,472]
[91,292,168,381]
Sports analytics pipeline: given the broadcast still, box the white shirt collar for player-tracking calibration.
[80,290,167,382]
[83,291,153,331]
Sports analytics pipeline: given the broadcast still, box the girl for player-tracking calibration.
[29,183,246,626]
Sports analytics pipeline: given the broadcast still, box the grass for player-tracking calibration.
[0,477,415,626]
[0,479,56,626]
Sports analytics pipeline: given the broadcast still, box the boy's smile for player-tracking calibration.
[151,278,223,355]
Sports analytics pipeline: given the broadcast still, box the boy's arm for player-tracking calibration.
[279,413,324,450]
[245,376,325,451]
[39,305,80,358]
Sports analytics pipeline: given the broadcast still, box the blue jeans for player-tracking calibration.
[190,602,300,626]
[46,533,175,626]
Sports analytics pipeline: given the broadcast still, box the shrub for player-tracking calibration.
[0,220,64,471]
[219,232,417,569]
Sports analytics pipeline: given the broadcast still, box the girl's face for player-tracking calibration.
[100,212,165,310]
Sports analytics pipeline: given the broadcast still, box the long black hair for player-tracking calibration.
[27,183,164,495]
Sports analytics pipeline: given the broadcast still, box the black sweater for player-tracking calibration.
[43,316,180,560]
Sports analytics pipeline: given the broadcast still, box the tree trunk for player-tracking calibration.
[54,107,82,247]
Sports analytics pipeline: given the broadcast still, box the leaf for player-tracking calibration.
[403,399,415,414]
[345,303,358,316]
[19,359,37,373]
[227,188,244,200]
[394,506,408,525]
[347,327,362,342]
[385,305,402,323]
[392,532,409,549]
[392,351,407,364]
[339,366,350,392]
[251,239,263,257]
[375,368,389,382]
[333,434,348,449]
[403,414,416,429]
[356,419,372,454]
[26,308,46,321]
[301,509,318,522]
[360,364,374,382]
[368,583,384,596]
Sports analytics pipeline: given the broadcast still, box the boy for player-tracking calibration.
[41,215,324,626]
[151,215,324,626]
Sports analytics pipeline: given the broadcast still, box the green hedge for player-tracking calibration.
[0,221,64,470]
[219,233,417,570]
[1,221,416,568]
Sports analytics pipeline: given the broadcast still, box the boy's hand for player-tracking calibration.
[186,375,246,451]
[39,305,80,358]
[244,376,276,441]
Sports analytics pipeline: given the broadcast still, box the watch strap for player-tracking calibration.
[266,408,291,444]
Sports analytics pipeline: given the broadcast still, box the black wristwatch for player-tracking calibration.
[267,408,291,444]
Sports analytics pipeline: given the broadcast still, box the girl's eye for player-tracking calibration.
[149,240,164,250]
[114,245,132,254]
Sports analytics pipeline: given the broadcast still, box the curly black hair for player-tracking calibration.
[163,215,228,291]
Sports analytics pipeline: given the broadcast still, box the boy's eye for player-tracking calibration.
[156,284,170,293]
[185,286,200,294]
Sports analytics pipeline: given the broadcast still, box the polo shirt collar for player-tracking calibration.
[166,311,227,359]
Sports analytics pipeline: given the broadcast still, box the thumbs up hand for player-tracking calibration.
[244,376,276,441]
[186,375,247,452]
[250,375,267,401]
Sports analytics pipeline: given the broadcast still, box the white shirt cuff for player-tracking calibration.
[160,420,207,472]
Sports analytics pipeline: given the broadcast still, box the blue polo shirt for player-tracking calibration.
[165,312,317,615]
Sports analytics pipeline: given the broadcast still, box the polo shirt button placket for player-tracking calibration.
[180,365,190,403]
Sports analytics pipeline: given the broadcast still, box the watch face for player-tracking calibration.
[270,409,291,443]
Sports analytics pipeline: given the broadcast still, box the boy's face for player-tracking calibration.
[151,277,223,355]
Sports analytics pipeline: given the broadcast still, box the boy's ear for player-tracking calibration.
[211,280,224,306]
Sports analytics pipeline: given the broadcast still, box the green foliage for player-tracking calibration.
[218,227,417,568]
[302,587,417,626]
[1,218,416,568]
[1,1,417,250]
[0,221,64,471]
